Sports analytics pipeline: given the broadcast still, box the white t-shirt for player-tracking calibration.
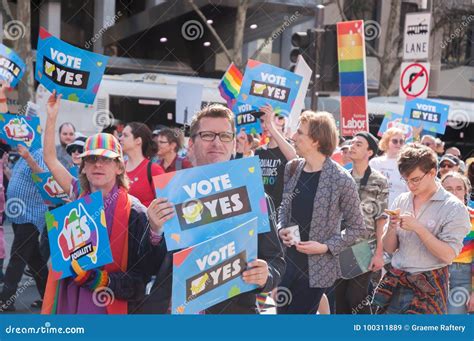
[369,155,408,207]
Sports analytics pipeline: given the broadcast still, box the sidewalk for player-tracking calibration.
[1,222,42,314]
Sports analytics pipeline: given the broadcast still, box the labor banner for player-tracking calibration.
[35,27,109,104]
[337,20,369,136]
[378,111,414,142]
[32,171,69,206]
[403,98,450,135]
[0,44,26,87]
[237,60,302,117]
[45,191,112,279]
[0,113,42,150]
[234,102,262,135]
[171,217,258,314]
[153,156,269,251]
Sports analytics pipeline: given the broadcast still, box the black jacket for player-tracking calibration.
[138,195,286,314]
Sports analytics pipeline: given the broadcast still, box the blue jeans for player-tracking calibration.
[448,263,472,314]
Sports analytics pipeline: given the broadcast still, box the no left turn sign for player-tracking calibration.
[399,62,430,98]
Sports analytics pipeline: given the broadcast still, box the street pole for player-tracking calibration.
[311,4,325,112]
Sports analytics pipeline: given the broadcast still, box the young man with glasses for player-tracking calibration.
[144,104,285,314]
[373,143,471,314]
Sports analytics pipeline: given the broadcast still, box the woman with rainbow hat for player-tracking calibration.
[41,91,164,314]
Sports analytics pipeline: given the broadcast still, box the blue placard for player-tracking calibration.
[45,191,112,279]
[32,171,69,206]
[237,60,302,117]
[35,27,109,104]
[234,102,262,135]
[153,156,270,251]
[69,165,79,178]
[172,217,258,314]
[378,111,414,142]
[0,113,42,150]
[403,98,450,135]
[0,43,26,87]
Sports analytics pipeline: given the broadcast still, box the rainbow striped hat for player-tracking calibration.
[78,133,123,160]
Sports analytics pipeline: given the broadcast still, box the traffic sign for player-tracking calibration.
[399,62,430,98]
[403,12,431,60]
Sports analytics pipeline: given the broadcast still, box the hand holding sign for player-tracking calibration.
[46,90,62,120]
[242,259,269,288]
[147,197,175,233]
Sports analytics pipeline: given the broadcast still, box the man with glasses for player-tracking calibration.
[144,104,285,314]
[153,128,192,172]
[438,154,461,178]
[373,143,470,314]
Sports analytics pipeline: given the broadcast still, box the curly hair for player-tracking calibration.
[397,143,438,177]
[379,127,405,152]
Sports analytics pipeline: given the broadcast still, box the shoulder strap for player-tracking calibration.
[147,160,153,187]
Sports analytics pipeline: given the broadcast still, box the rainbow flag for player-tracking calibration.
[218,63,243,109]
[337,20,368,136]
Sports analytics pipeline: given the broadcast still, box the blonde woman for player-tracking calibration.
[370,128,408,207]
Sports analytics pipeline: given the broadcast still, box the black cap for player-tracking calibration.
[355,132,379,159]
[439,154,460,166]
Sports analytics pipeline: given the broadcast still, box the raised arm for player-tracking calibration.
[260,105,297,161]
[43,91,73,194]
[17,145,43,173]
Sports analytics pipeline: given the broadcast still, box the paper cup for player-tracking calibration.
[286,225,300,245]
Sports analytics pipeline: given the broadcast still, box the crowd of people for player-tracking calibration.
[0,81,472,315]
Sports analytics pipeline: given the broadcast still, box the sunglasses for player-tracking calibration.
[440,163,454,169]
[83,155,117,164]
[391,138,405,145]
[69,147,83,154]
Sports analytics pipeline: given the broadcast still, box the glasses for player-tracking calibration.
[440,163,454,169]
[69,147,83,154]
[194,131,234,142]
[83,155,117,164]
[391,138,405,145]
[401,171,429,186]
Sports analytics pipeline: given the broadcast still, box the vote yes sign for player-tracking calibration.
[35,27,109,104]
[233,102,262,135]
[237,60,302,116]
[32,171,69,206]
[0,113,42,151]
[0,44,25,87]
[172,217,258,314]
[403,98,450,134]
[153,156,270,251]
[45,191,112,279]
